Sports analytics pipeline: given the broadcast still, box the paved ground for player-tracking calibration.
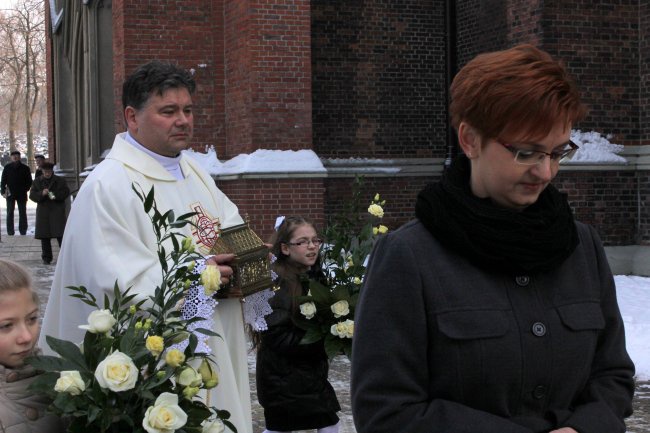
[0,200,647,432]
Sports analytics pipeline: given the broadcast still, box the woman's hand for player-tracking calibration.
[550,428,579,433]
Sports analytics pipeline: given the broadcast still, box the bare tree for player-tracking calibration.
[0,0,46,167]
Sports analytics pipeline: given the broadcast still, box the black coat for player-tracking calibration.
[1,161,32,201]
[351,220,635,433]
[256,272,340,430]
[29,175,70,239]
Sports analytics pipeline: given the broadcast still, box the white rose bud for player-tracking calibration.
[299,302,317,319]
[142,392,188,433]
[176,366,202,387]
[78,309,117,334]
[94,351,138,392]
[330,300,350,318]
[202,419,226,433]
[54,370,85,396]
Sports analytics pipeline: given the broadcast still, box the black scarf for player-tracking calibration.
[415,155,578,274]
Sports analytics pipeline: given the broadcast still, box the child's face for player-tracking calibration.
[281,224,320,269]
[0,287,39,368]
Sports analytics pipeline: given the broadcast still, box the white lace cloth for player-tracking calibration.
[242,288,275,331]
[174,258,275,353]
[174,259,217,354]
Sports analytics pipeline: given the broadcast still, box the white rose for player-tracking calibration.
[142,392,188,433]
[330,300,350,318]
[202,419,225,433]
[331,319,354,338]
[78,309,117,334]
[94,351,138,392]
[54,370,85,396]
[367,203,384,218]
[299,302,317,319]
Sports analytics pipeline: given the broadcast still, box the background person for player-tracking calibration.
[34,154,45,179]
[29,162,70,264]
[351,44,635,433]
[1,150,32,236]
[255,216,340,433]
[0,259,64,433]
[39,61,253,433]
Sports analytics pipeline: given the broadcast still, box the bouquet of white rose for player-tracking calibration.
[27,185,234,433]
[293,177,388,359]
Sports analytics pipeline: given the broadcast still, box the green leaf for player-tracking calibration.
[26,354,78,372]
[45,336,88,371]
[26,371,59,393]
[324,335,345,359]
[144,186,155,212]
[300,327,324,344]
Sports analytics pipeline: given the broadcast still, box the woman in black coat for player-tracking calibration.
[256,216,340,433]
[29,162,70,264]
[351,44,635,433]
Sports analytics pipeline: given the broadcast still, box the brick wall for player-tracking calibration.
[455,0,508,67]
[113,0,224,152]
[324,176,434,233]
[542,1,641,145]
[311,0,447,159]
[224,0,313,157]
[641,0,650,144]
[639,171,650,244]
[555,170,638,246]
[217,178,325,241]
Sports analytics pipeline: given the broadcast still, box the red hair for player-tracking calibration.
[450,44,587,142]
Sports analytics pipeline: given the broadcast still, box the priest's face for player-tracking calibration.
[125,87,194,157]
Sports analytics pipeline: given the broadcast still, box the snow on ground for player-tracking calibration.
[616,275,650,380]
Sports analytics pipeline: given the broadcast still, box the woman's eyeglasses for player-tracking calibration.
[497,140,579,165]
[286,238,323,248]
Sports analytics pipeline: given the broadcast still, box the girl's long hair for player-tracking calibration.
[0,259,38,304]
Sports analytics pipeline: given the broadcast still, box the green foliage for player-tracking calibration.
[27,184,234,433]
[294,176,388,359]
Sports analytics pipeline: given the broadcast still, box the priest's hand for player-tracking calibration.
[206,253,235,286]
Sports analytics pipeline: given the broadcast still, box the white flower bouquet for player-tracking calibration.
[27,185,234,433]
[293,178,387,359]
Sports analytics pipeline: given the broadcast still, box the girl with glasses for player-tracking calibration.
[351,44,634,433]
[255,217,340,433]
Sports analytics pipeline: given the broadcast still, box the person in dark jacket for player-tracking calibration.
[351,44,635,433]
[256,216,341,433]
[1,150,32,235]
[29,162,70,264]
[34,154,45,179]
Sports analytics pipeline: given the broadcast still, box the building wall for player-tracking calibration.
[311,0,447,158]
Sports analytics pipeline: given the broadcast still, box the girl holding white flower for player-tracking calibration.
[255,217,340,433]
[0,259,64,433]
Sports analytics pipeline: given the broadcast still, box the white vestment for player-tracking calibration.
[40,133,253,433]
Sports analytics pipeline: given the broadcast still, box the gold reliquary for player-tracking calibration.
[209,222,273,297]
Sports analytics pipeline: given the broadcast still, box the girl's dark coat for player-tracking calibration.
[256,273,340,430]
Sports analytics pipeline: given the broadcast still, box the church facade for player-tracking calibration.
[45,0,650,271]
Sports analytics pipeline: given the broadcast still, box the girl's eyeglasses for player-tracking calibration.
[286,238,323,248]
[497,140,579,165]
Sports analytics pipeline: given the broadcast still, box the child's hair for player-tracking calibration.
[0,259,39,305]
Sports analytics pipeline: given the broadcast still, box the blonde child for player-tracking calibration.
[255,217,340,433]
[0,259,63,433]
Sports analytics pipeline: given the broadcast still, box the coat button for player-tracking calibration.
[532,385,547,399]
[6,371,19,382]
[24,407,39,420]
[515,275,530,286]
[532,322,547,337]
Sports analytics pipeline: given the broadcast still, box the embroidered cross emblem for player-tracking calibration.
[191,203,221,253]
